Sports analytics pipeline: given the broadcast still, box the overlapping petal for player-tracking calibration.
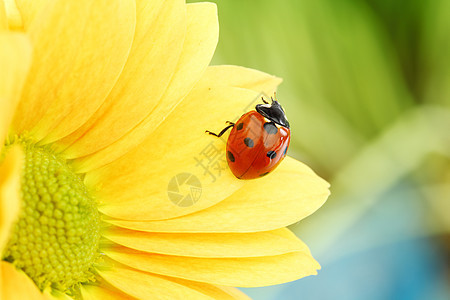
[99,264,237,299]
[12,0,136,142]
[14,0,49,29]
[211,286,251,300]
[0,32,31,145]
[67,2,220,169]
[99,264,250,299]
[104,227,305,258]
[59,0,187,156]
[0,1,7,29]
[84,86,264,221]
[1,261,44,299]
[105,246,320,287]
[81,67,285,222]
[107,157,329,232]
[2,0,22,30]
[0,146,22,254]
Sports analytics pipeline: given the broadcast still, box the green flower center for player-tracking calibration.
[2,139,100,293]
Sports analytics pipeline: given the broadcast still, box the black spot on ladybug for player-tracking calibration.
[236,123,244,130]
[244,137,254,148]
[259,172,270,177]
[227,151,235,162]
[267,151,277,159]
[264,122,278,135]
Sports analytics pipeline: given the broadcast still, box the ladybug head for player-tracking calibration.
[255,98,290,128]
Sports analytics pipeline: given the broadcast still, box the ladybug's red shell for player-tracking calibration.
[226,111,290,179]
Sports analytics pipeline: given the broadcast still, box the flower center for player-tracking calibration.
[2,139,100,292]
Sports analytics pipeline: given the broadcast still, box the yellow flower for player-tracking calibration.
[0,0,330,299]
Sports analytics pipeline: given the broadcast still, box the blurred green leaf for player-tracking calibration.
[421,0,450,106]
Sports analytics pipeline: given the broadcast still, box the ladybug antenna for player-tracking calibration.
[273,91,278,102]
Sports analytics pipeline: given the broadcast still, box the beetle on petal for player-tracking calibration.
[206,95,290,179]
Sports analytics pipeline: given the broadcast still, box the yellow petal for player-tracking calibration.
[158,275,251,300]
[63,2,218,163]
[12,0,136,142]
[201,65,282,96]
[0,32,31,145]
[80,284,133,300]
[0,146,23,254]
[105,246,320,287]
[14,0,49,30]
[107,156,329,232]
[69,65,281,172]
[0,1,7,29]
[104,227,305,258]
[58,0,186,157]
[213,286,251,300]
[1,261,44,299]
[2,0,23,30]
[98,264,223,300]
[84,86,266,221]
[165,277,251,300]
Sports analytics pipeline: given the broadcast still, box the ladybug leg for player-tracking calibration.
[225,121,235,125]
[205,123,235,137]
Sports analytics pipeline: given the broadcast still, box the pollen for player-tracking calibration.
[2,140,101,292]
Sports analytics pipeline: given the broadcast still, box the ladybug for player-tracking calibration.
[206,96,290,179]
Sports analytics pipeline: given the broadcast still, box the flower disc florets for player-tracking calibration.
[2,139,100,292]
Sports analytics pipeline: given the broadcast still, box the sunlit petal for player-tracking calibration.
[0,1,7,29]
[84,87,263,220]
[105,246,320,287]
[12,0,136,142]
[59,0,188,158]
[104,227,305,258]
[14,0,49,29]
[0,146,23,254]
[107,157,329,232]
[0,32,31,145]
[201,65,282,96]
[67,2,219,167]
[1,261,45,299]
[99,264,218,299]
